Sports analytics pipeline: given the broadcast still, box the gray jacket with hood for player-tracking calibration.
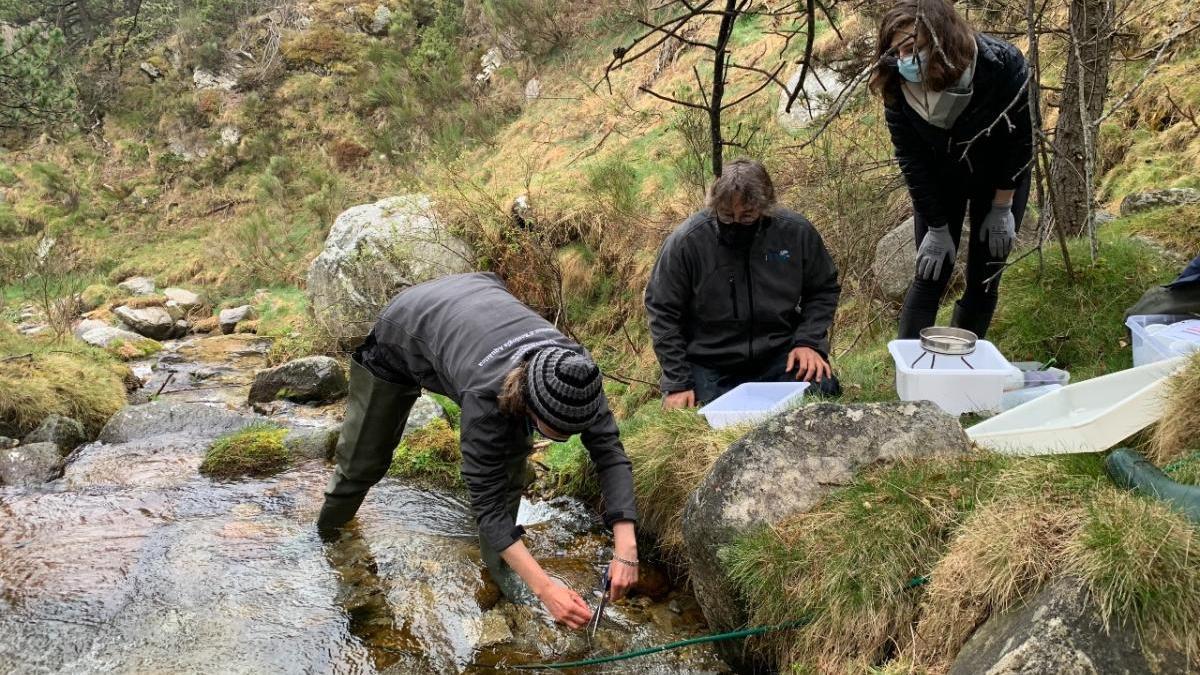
[362,272,637,552]
[644,207,841,393]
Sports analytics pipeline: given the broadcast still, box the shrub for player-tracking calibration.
[200,423,291,478]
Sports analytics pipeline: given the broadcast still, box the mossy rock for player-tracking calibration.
[80,284,122,312]
[200,423,291,479]
[387,418,461,487]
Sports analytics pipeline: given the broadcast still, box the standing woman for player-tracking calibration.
[869,0,1033,339]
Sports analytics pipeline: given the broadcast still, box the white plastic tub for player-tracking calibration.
[888,339,1013,415]
[698,381,810,429]
[967,356,1187,455]
[1126,314,1200,366]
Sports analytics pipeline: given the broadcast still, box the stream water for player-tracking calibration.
[0,335,728,674]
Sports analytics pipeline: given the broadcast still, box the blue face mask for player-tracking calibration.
[897,50,926,83]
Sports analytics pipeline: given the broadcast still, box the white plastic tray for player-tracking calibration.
[889,339,1012,415]
[698,381,810,429]
[967,357,1187,455]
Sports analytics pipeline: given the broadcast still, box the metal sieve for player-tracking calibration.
[919,327,978,356]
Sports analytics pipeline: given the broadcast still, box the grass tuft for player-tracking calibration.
[0,326,129,438]
[387,418,462,488]
[199,423,291,479]
[625,407,748,561]
[1150,352,1200,465]
[723,454,1009,672]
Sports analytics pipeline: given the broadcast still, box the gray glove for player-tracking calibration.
[979,202,1016,258]
[916,226,955,280]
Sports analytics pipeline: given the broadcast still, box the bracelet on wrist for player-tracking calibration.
[613,555,639,567]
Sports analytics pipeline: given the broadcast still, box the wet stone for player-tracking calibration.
[0,442,63,486]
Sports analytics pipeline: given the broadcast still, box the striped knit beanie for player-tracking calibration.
[526,347,604,434]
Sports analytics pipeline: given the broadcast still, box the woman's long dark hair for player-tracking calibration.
[868,0,977,104]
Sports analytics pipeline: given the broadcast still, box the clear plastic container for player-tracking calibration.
[999,384,1062,411]
[698,382,810,429]
[1126,314,1200,366]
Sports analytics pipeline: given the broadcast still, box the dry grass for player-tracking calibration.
[120,295,168,309]
[192,315,220,334]
[624,408,749,561]
[0,325,129,438]
[1149,352,1200,464]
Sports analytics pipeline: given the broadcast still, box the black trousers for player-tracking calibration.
[898,171,1032,339]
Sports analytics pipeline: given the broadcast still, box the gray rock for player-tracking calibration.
[524,78,541,102]
[163,287,203,312]
[477,609,513,648]
[404,395,447,437]
[79,326,162,356]
[949,577,1172,675]
[1119,187,1200,216]
[0,442,63,485]
[74,318,110,339]
[114,305,177,341]
[139,61,162,80]
[23,415,86,453]
[475,47,503,84]
[0,436,17,449]
[219,305,256,335]
[1093,209,1118,227]
[369,4,391,35]
[681,401,969,670]
[248,356,349,404]
[98,401,264,444]
[777,65,850,131]
[117,276,156,296]
[283,425,341,460]
[872,216,968,302]
[193,68,237,91]
[219,126,241,147]
[305,195,473,342]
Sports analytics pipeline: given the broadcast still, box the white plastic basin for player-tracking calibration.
[698,381,810,429]
[967,356,1187,455]
[888,339,1013,415]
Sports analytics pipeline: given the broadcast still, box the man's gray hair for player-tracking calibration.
[706,158,777,213]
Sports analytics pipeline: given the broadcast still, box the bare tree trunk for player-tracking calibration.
[1027,0,1074,280]
[709,0,739,177]
[1049,0,1114,257]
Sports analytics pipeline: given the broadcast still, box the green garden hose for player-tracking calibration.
[499,576,930,671]
[1106,447,1200,524]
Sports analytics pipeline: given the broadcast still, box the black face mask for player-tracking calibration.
[717,218,761,248]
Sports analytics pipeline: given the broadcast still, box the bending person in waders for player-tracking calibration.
[316,272,639,629]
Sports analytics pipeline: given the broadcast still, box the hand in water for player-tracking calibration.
[537,582,592,629]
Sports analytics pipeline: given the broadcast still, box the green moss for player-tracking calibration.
[200,423,291,478]
[80,284,121,310]
[108,336,163,360]
[0,163,18,186]
[541,434,597,499]
[387,418,462,487]
[426,393,460,429]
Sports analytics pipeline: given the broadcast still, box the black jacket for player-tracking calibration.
[644,208,841,393]
[885,33,1034,229]
[365,272,637,553]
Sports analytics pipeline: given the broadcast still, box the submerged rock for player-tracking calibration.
[305,195,473,343]
[98,401,263,444]
[681,401,970,670]
[23,414,87,453]
[248,356,349,404]
[0,442,63,485]
[949,576,1179,675]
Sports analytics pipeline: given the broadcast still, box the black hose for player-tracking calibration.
[1105,448,1200,524]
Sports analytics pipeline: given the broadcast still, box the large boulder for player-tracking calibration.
[23,415,87,453]
[247,356,349,404]
[114,305,179,341]
[681,401,970,670]
[1119,187,1200,216]
[0,442,64,485]
[163,287,203,312]
[776,65,850,131]
[305,195,473,342]
[949,577,1180,675]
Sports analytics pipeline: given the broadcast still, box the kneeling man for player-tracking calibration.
[645,159,842,408]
